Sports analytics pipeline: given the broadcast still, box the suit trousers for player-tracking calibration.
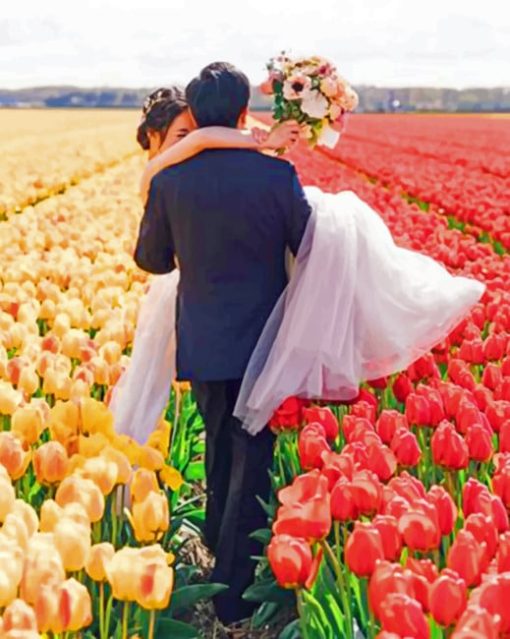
[191,379,276,625]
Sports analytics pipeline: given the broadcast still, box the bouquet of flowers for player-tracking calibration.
[261,53,359,148]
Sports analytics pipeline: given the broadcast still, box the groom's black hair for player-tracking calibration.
[186,62,250,128]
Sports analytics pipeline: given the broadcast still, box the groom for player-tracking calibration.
[134,62,311,625]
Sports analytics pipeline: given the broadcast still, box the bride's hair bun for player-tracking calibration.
[137,86,188,150]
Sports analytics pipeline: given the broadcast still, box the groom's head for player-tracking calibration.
[186,62,250,129]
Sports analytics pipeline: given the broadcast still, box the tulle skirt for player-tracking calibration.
[111,187,485,442]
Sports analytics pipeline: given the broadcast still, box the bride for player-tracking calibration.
[110,85,485,443]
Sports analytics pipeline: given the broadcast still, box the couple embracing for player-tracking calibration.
[111,61,485,626]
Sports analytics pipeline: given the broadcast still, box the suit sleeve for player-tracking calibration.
[134,176,177,274]
[286,165,313,256]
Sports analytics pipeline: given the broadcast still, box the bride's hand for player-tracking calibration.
[263,120,301,151]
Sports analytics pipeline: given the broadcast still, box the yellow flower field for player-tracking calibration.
[0,110,203,639]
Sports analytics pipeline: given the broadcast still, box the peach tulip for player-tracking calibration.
[2,513,30,551]
[11,500,38,537]
[3,599,38,632]
[18,366,39,397]
[33,441,68,485]
[129,491,169,543]
[55,475,105,523]
[0,568,21,608]
[20,543,66,605]
[79,456,118,495]
[0,476,16,522]
[85,542,115,582]
[53,519,91,572]
[0,381,22,415]
[101,446,132,485]
[106,547,142,601]
[39,500,63,533]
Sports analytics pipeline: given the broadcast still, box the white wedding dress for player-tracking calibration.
[110,187,485,442]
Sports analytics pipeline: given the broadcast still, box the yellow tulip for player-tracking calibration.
[0,476,16,523]
[11,406,44,445]
[129,492,169,543]
[105,547,142,601]
[159,464,184,492]
[100,445,132,485]
[130,468,159,503]
[79,397,114,438]
[53,519,91,572]
[0,381,22,416]
[136,562,174,610]
[78,432,110,458]
[11,500,38,537]
[138,445,165,472]
[20,542,66,605]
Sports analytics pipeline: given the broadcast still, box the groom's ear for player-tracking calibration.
[237,108,248,129]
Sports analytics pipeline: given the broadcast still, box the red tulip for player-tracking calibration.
[345,522,385,578]
[330,478,358,522]
[493,465,510,509]
[405,393,431,427]
[499,420,510,452]
[414,353,440,380]
[405,570,430,613]
[398,501,441,552]
[368,376,389,390]
[427,485,457,536]
[350,470,383,516]
[391,427,421,467]
[455,399,483,434]
[342,415,375,443]
[320,451,354,489]
[267,535,321,589]
[438,383,466,420]
[298,423,330,470]
[452,605,500,639]
[484,333,507,361]
[462,478,488,516]
[469,573,510,634]
[464,513,498,560]
[405,557,439,584]
[366,443,397,482]
[269,396,305,430]
[431,421,469,469]
[447,529,488,587]
[302,406,339,441]
[473,384,493,411]
[465,423,493,462]
[369,562,415,621]
[350,400,377,423]
[376,410,408,444]
[379,593,430,639]
[372,515,402,562]
[482,363,503,391]
[389,472,427,503]
[496,531,510,572]
[486,400,510,433]
[429,569,467,627]
[278,470,328,506]
[416,385,445,426]
[273,497,331,542]
[458,339,484,364]
[393,374,413,403]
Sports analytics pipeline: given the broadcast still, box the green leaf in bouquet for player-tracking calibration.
[156,618,199,639]
[169,583,228,616]
[242,577,294,605]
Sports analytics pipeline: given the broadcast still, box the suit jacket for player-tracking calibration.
[134,148,312,381]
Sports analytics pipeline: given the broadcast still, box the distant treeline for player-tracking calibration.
[1,85,509,113]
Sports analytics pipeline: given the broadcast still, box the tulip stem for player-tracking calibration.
[99,582,105,639]
[122,601,129,639]
[322,538,353,639]
[297,590,312,639]
[148,609,156,639]
[111,491,118,546]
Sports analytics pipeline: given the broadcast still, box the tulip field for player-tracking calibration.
[1,109,510,639]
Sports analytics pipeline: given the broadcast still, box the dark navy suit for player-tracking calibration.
[134,148,311,623]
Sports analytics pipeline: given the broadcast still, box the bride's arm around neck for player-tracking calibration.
[139,122,299,204]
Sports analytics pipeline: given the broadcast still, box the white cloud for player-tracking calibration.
[0,0,508,88]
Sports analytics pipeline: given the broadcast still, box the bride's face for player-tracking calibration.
[148,109,195,158]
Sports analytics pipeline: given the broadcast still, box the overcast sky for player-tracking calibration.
[1,0,509,89]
